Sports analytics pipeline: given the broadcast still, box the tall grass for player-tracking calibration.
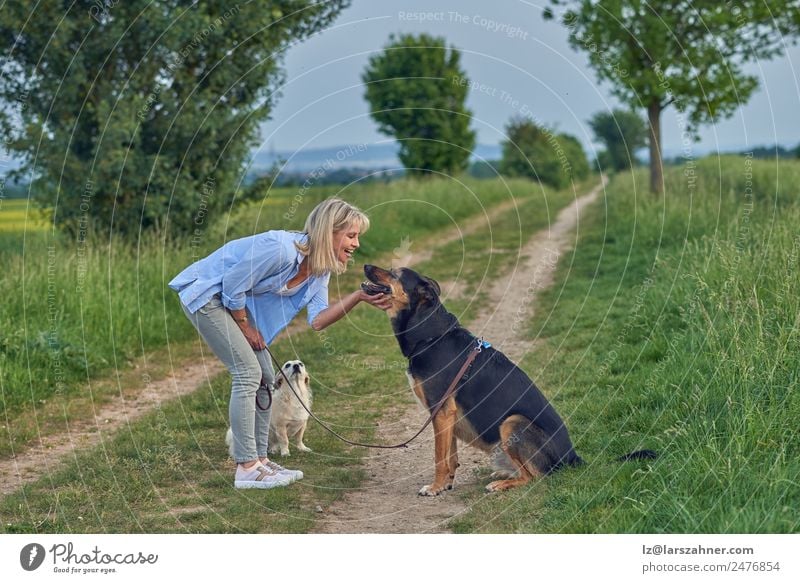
[213,174,559,255]
[451,156,800,533]
[0,228,193,415]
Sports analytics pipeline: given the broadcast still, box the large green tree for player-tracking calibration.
[546,1,800,194]
[362,33,475,177]
[500,116,590,189]
[0,1,350,238]
[589,109,648,172]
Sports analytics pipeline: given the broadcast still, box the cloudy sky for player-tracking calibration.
[260,0,800,158]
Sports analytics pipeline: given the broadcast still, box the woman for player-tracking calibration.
[169,198,391,489]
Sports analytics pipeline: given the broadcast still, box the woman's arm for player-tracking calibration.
[229,308,266,350]
[311,290,392,331]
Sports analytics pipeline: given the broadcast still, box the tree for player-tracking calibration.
[557,133,591,182]
[546,1,800,194]
[0,1,350,238]
[469,159,500,179]
[500,116,590,189]
[589,109,648,172]
[362,33,475,177]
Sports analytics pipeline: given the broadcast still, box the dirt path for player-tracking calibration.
[0,196,521,498]
[0,358,226,497]
[312,178,606,533]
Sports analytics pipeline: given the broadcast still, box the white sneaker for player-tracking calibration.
[262,459,304,482]
[234,463,292,489]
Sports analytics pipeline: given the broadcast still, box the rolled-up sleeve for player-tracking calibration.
[221,235,282,311]
[306,274,330,326]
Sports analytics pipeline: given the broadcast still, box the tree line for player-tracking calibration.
[2,1,798,240]
[1,0,351,238]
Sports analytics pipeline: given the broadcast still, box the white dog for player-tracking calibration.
[268,359,313,456]
[225,359,313,459]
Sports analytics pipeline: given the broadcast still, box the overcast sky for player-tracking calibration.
[260,0,800,158]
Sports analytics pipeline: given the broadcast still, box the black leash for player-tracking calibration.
[255,379,272,411]
[260,339,485,450]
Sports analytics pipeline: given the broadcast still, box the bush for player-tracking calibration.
[500,116,590,188]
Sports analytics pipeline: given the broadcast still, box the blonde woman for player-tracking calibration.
[169,198,390,489]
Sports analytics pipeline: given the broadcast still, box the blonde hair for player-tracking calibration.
[296,198,370,275]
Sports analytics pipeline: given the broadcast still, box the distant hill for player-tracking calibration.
[4,140,797,187]
[247,142,504,175]
[249,141,800,176]
[662,143,799,164]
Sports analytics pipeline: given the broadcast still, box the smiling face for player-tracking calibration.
[332,223,361,265]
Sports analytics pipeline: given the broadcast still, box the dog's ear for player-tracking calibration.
[274,376,284,390]
[420,276,441,300]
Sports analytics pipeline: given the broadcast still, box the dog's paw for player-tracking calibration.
[488,470,517,480]
[485,479,520,493]
[485,480,505,493]
[418,483,449,496]
[279,449,291,457]
[297,444,312,453]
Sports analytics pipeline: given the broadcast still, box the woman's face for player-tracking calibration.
[332,224,361,265]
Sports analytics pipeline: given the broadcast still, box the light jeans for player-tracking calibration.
[181,294,274,463]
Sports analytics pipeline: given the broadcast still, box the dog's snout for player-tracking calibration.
[292,363,301,372]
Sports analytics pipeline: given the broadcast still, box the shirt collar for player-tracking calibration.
[294,232,309,266]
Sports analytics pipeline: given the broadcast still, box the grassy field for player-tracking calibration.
[450,156,800,533]
[0,174,587,532]
[0,198,48,233]
[7,157,795,534]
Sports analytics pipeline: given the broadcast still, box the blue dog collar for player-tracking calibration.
[476,337,492,350]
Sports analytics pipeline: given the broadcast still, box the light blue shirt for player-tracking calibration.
[168,230,330,345]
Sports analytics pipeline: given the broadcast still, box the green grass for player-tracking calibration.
[449,156,800,533]
[0,175,589,532]
[215,174,570,256]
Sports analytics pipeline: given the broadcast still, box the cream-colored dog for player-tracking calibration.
[225,359,313,458]
[267,360,313,457]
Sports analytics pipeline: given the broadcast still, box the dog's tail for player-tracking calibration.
[616,449,658,462]
[225,427,234,459]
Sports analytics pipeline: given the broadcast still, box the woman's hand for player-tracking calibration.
[238,321,267,350]
[229,308,266,350]
[359,290,393,311]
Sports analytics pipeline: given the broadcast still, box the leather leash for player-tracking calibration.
[261,338,485,449]
[255,380,272,411]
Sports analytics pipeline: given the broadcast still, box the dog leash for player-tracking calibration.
[255,380,272,411]
[261,338,486,449]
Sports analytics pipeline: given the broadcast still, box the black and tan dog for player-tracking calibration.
[364,264,654,495]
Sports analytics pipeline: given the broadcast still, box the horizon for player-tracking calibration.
[3,138,798,181]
